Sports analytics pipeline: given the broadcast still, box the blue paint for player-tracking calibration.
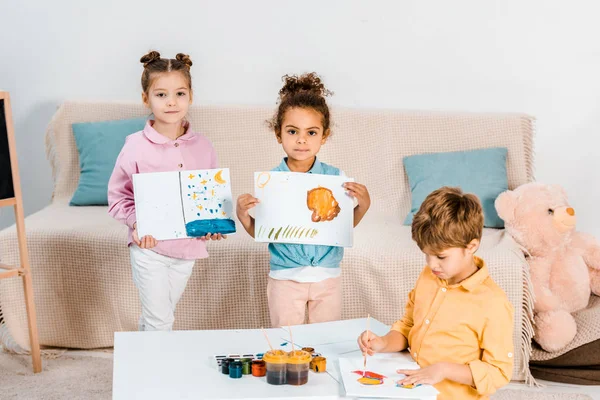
[185,219,236,237]
[197,213,200,216]
[218,204,222,208]
[229,361,242,379]
[209,209,213,214]
[280,342,288,346]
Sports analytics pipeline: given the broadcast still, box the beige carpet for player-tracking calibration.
[0,351,112,400]
[0,350,594,400]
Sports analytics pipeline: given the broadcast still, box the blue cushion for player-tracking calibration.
[70,117,147,206]
[403,147,508,228]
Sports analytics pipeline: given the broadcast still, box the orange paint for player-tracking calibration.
[357,377,383,385]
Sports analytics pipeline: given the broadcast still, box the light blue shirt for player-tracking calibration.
[268,157,344,272]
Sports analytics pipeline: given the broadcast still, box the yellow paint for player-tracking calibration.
[188,174,195,180]
[192,193,197,200]
[211,189,215,196]
[196,205,203,210]
[201,179,208,185]
[357,377,383,385]
[214,170,226,184]
[256,172,271,188]
[222,211,226,216]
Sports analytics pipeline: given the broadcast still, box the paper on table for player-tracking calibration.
[339,357,439,398]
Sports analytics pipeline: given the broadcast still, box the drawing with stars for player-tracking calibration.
[180,168,236,237]
[132,168,236,240]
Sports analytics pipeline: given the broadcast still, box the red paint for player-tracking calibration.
[351,370,387,380]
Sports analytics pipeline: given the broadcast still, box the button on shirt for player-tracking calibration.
[391,257,514,399]
[108,120,218,260]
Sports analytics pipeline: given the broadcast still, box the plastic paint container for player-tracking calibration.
[229,361,242,379]
[286,350,312,386]
[310,356,326,373]
[221,358,234,375]
[240,358,252,375]
[251,360,266,377]
[262,350,288,385]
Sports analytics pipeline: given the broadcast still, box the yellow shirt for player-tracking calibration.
[391,257,514,400]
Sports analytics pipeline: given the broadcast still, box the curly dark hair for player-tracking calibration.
[269,72,333,139]
[140,50,193,94]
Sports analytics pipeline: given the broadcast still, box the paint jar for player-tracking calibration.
[221,358,234,375]
[229,361,242,379]
[301,347,315,356]
[240,358,252,375]
[251,360,266,377]
[263,350,288,385]
[310,356,326,373]
[286,350,312,386]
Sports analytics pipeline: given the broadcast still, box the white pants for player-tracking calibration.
[130,245,195,331]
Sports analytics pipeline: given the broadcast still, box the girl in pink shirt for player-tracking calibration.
[108,51,226,331]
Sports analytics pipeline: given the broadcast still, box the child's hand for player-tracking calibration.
[199,233,227,241]
[344,182,371,210]
[237,194,260,218]
[357,330,386,355]
[397,363,448,386]
[133,223,158,249]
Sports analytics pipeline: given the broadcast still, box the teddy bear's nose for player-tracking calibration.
[567,207,575,216]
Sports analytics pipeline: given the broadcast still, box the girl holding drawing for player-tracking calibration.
[108,51,226,331]
[236,72,371,327]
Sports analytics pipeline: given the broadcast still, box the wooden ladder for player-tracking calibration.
[0,91,42,373]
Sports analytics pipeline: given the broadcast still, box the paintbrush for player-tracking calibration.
[363,314,370,376]
[288,324,295,352]
[261,327,274,351]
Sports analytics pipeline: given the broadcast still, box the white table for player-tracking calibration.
[113,318,437,400]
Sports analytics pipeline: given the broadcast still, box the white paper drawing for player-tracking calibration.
[133,168,236,240]
[338,357,439,399]
[253,171,354,247]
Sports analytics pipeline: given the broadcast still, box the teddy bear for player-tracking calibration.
[495,182,600,352]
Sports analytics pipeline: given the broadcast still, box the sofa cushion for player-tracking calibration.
[70,117,147,206]
[403,147,509,228]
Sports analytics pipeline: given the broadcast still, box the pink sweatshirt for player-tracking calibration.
[108,120,217,260]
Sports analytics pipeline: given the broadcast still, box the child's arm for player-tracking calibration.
[236,194,259,238]
[343,182,370,227]
[398,363,474,387]
[399,299,514,394]
[358,329,409,355]
[467,300,514,395]
[357,288,414,354]
[107,147,137,230]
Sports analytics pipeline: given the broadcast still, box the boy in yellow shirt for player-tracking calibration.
[357,187,514,399]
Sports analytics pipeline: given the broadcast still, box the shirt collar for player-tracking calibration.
[278,157,323,174]
[459,256,488,291]
[142,120,196,144]
[433,256,488,291]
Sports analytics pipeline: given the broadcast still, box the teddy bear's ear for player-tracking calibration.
[495,190,517,223]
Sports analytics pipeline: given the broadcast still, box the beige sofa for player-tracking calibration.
[0,102,535,382]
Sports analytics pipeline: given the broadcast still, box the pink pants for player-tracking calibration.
[266,276,342,327]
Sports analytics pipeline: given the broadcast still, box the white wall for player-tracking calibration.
[1,0,599,237]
